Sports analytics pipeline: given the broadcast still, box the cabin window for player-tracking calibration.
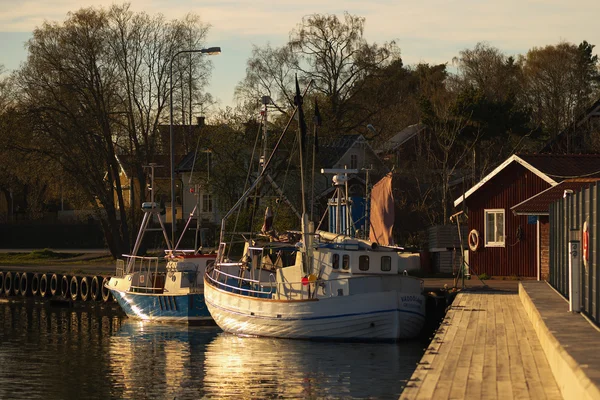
[332,253,340,269]
[342,255,350,270]
[350,154,358,169]
[359,255,369,271]
[484,209,505,247]
[381,256,391,271]
[202,194,213,212]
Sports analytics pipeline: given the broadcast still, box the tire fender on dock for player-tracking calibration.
[79,276,90,301]
[21,272,32,296]
[13,272,21,296]
[90,276,102,301]
[31,273,40,296]
[20,272,32,297]
[39,274,49,297]
[69,276,79,301]
[2,271,11,296]
[0,272,4,296]
[60,275,71,299]
[101,276,113,302]
[50,274,62,297]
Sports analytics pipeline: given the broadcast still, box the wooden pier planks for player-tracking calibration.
[400,292,562,400]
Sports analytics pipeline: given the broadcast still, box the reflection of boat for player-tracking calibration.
[107,164,216,323]
[202,333,422,399]
[110,320,220,399]
[204,82,426,341]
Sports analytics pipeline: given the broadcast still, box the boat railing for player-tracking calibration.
[206,263,275,297]
[121,254,164,293]
[115,259,125,278]
[207,262,324,300]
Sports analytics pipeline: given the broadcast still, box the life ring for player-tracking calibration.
[468,229,480,251]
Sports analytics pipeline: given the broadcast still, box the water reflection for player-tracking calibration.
[0,301,423,399]
[203,334,423,399]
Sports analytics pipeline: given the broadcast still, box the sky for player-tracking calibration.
[1,0,599,110]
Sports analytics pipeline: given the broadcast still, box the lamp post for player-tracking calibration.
[169,46,221,246]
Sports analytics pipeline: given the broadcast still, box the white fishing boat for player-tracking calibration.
[204,82,426,340]
[107,165,216,323]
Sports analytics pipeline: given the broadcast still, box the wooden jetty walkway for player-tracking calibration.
[400,291,562,400]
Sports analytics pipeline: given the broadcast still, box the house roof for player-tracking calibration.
[316,134,366,169]
[511,179,600,215]
[454,153,600,207]
[375,123,426,154]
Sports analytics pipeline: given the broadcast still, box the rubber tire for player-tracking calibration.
[79,276,90,302]
[0,272,4,297]
[101,276,112,302]
[61,275,70,299]
[13,272,21,296]
[3,271,12,296]
[50,274,62,296]
[20,272,32,297]
[90,276,101,301]
[31,273,40,296]
[39,274,49,297]
[69,276,79,301]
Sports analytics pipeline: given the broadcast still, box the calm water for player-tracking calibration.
[0,300,425,399]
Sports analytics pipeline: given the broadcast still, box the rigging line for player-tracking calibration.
[273,130,298,221]
[188,131,202,185]
[229,114,263,256]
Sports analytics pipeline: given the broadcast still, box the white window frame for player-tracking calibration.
[484,209,505,247]
[202,194,213,213]
[350,154,358,169]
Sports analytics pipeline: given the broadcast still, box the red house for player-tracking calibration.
[454,154,600,278]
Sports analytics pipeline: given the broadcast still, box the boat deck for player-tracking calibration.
[400,291,562,400]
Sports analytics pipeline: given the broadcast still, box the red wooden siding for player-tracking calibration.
[465,163,552,277]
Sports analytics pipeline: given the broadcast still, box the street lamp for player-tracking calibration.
[169,46,221,246]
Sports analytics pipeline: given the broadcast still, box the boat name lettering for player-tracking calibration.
[401,295,423,305]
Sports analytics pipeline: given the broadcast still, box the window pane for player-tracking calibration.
[359,255,369,271]
[342,255,350,270]
[332,254,339,269]
[496,213,504,242]
[486,212,495,243]
[381,256,391,271]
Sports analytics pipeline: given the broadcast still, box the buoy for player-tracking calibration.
[79,276,90,301]
[90,276,102,301]
[3,271,12,296]
[50,274,62,296]
[61,275,71,299]
[69,276,79,301]
[13,272,21,296]
[0,272,4,296]
[39,274,49,297]
[101,276,112,302]
[31,273,40,296]
[20,272,32,296]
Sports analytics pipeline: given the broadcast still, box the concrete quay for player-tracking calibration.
[401,281,600,400]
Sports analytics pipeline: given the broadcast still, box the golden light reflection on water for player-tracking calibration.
[0,302,424,399]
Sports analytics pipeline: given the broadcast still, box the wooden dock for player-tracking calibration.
[400,291,562,399]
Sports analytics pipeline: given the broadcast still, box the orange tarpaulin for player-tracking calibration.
[369,173,394,245]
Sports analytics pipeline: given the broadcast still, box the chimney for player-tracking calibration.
[196,116,205,127]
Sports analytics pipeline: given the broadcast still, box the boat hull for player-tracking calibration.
[203,282,426,340]
[109,289,213,324]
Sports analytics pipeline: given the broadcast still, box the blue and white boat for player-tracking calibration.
[106,165,216,324]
